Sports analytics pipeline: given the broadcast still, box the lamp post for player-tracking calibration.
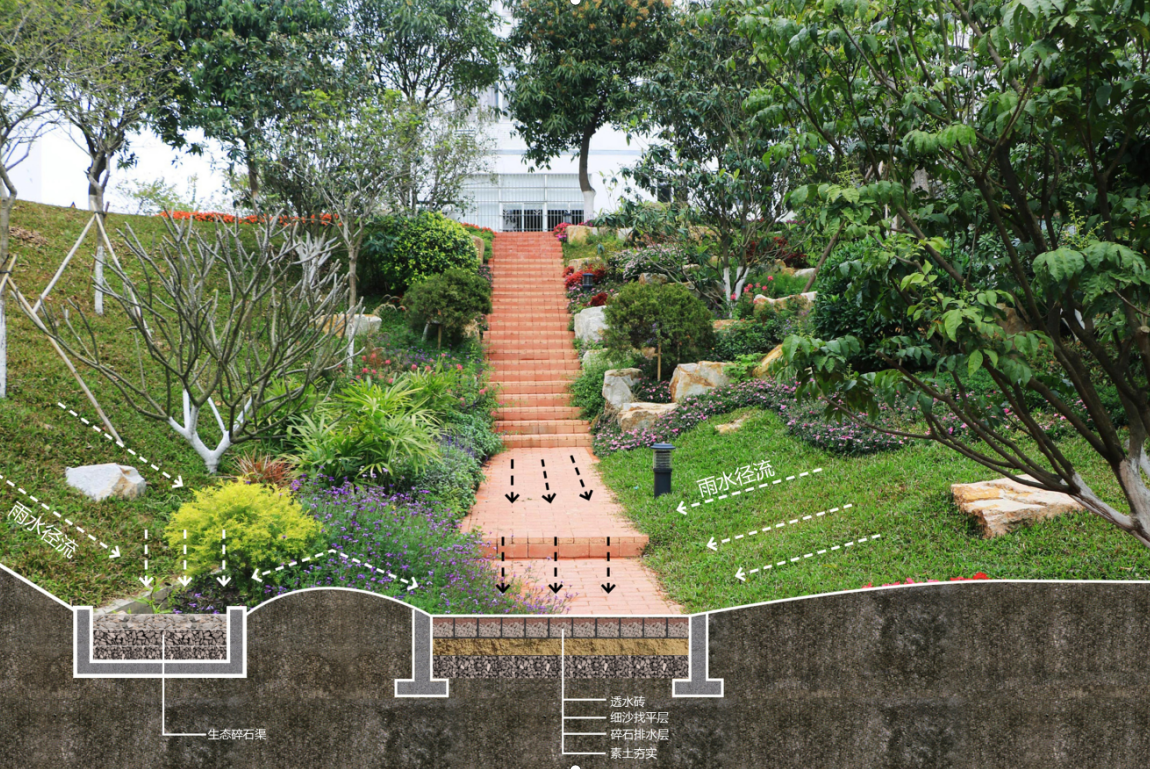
[581,272,595,291]
[653,443,674,498]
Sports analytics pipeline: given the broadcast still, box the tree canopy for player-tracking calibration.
[737,0,1150,545]
[504,0,674,196]
[146,0,342,201]
[341,0,501,108]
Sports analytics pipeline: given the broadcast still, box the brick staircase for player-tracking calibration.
[463,232,681,614]
[485,232,592,449]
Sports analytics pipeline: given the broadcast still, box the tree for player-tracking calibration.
[740,0,1150,545]
[147,0,341,203]
[390,101,493,216]
[626,0,795,315]
[0,0,102,398]
[264,92,412,311]
[32,217,348,474]
[504,0,673,217]
[340,0,500,108]
[49,3,177,219]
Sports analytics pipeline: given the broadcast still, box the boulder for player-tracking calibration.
[616,402,679,432]
[792,267,817,283]
[752,344,786,379]
[712,319,741,332]
[714,414,751,435]
[462,318,482,339]
[602,368,643,413]
[760,292,817,311]
[472,235,486,262]
[567,257,604,273]
[314,313,382,338]
[574,306,608,343]
[566,225,596,244]
[952,474,1085,538]
[66,464,147,502]
[638,273,667,286]
[670,361,734,402]
[752,294,769,308]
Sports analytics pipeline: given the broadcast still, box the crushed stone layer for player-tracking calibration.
[432,655,688,679]
[434,638,689,656]
[92,613,227,660]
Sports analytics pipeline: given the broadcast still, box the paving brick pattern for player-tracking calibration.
[464,233,682,616]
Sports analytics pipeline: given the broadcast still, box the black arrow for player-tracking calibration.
[548,583,563,593]
[580,490,594,501]
[601,583,616,594]
[497,583,511,593]
[505,492,520,503]
[542,493,556,504]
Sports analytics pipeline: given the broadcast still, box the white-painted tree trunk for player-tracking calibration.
[583,189,596,224]
[166,390,253,474]
[721,265,750,318]
[93,244,104,315]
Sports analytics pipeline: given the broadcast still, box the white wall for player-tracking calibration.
[10,123,231,214]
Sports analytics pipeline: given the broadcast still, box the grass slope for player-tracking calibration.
[0,202,261,606]
[597,407,1149,613]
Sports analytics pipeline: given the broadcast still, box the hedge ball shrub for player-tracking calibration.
[166,482,322,590]
[603,281,715,379]
[362,212,478,293]
[404,267,493,341]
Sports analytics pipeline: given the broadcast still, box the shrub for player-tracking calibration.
[710,321,782,361]
[361,212,477,293]
[604,282,715,379]
[591,378,964,457]
[812,239,906,373]
[565,266,607,290]
[569,351,638,420]
[406,440,485,517]
[404,268,493,343]
[166,482,322,591]
[444,411,504,460]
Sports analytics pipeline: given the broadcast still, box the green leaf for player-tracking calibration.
[1034,247,1085,282]
[1095,83,1112,109]
[967,350,983,376]
[943,310,962,341]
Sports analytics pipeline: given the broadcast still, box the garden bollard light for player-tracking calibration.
[653,443,675,498]
[582,272,595,290]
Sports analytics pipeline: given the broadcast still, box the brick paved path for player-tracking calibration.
[464,232,681,615]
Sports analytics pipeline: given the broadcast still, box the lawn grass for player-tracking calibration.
[0,202,276,606]
[596,407,1150,613]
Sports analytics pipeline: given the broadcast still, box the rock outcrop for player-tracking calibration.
[669,361,734,402]
[952,474,1085,537]
[65,464,147,501]
[616,402,679,432]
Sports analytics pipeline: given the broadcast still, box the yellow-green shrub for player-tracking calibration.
[165,482,321,590]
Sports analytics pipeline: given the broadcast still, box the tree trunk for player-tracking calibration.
[579,121,596,222]
[88,162,107,316]
[347,242,359,314]
[247,155,260,206]
[803,221,845,293]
